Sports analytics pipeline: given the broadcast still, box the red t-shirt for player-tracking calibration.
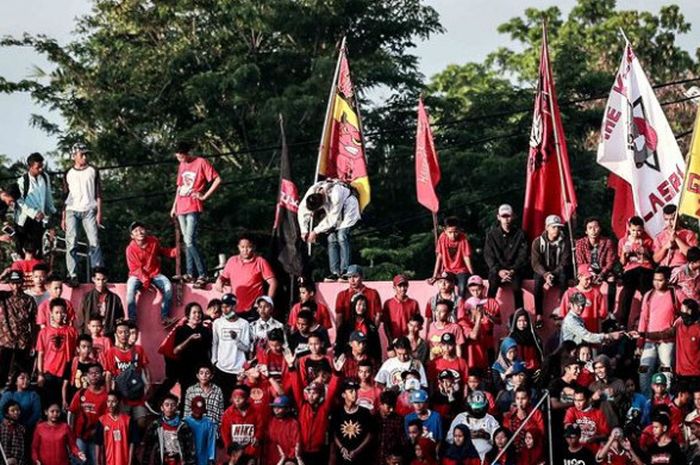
[653,228,698,267]
[426,322,465,359]
[564,407,610,451]
[382,296,420,338]
[220,255,275,312]
[68,387,108,440]
[560,287,607,332]
[618,236,654,272]
[265,417,300,463]
[91,335,112,364]
[221,405,265,457]
[457,297,500,352]
[288,300,332,329]
[457,317,489,370]
[36,325,78,377]
[36,299,76,327]
[97,413,132,465]
[175,157,219,215]
[32,422,80,465]
[675,318,700,376]
[436,231,472,274]
[103,345,149,405]
[357,384,382,413]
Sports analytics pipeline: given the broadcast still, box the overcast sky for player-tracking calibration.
[0,0,698,163]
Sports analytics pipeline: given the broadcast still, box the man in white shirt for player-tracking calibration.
[447,390,500,460]
[249,295,285,351]
[211,293,251,404]
[298,179,360,282]
[15,152,56,258]
[62,143,103,287]
[375,337,427,389]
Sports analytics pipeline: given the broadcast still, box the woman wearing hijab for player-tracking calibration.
[441,424,481,465]
[508,309,544,372]
[491,337,521,390]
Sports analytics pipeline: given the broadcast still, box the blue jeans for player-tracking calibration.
[328,227,351,275]
[126,274,173,320]
[76,438,95,465]
[177,212,206,277]
[65,208,103,278]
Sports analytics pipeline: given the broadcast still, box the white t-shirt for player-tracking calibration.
[64,165,100,212]
[447,412,500,459]
[211,317,251,374]
[374,357,427,388]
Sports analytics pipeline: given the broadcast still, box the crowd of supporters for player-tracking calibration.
[0,147,699,465]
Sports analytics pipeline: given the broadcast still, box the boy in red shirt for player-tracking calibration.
[36,274,76,328]
[382,274,420,340]
[458,275,500,364]
[653,204,697,268]
[559,264,607,332]
[288,278,332,329]
[564,387,610,453]
[426,300,464,360]
[95,391,137,465]
[36,298,78,408]
[87,317,113,363]
[63,334,97,409]
[103,319,151,430]
[125,221,176,325]
[264,395,301,465]
[618,216,654,328]
[169,141,221,289]
[9,244,43,284]
[220,385,265,462]
[214,235,277,320]
[431,216,474,297]
[428,333,469,387]
[68,362,108,465]
[32,403,85,465]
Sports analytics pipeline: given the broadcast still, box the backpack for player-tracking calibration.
[114,351,145,400]
[21,172,49,199]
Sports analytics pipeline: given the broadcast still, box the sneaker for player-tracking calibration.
[338,274,350,282]
[193,276,208,289]
[66,276,80,288]
[324,273,339,282]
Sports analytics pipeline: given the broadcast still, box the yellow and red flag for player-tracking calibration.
[679,107,700,219]
[316,40,370,210]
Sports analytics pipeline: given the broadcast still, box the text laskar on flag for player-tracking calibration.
[522,27,577,240]
[597,41,685,237]
[679,107,700,219]
[316,42,371,211]
[415,97,441,213]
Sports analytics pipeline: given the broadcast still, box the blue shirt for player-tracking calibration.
[184,416,217,465]
[404,409,443,442]
[0,390,42,428]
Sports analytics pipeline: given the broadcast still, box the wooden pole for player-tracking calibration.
[432,212,439,252]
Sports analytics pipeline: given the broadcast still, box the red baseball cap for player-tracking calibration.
[393,274,408,286]
[577,264,593,277]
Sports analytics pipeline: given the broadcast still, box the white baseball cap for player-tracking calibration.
[498,204,513,216]
[545,214,564,228]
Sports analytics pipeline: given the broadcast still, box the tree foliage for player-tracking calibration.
[0,0,698,281]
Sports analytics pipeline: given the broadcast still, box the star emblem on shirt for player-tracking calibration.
[340,420,362,439]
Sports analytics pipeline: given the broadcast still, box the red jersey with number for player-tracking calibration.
[97,413,132,465]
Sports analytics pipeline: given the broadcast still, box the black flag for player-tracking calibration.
[273,115,305,276]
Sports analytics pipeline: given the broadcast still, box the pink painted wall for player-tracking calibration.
[36,279,635,381]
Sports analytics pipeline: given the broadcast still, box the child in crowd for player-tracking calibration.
[62,334,96,409]
[288,277,333,329]
[36,275,75,327]
[32,403,85,465]
[618,215,654,328]
[67,363,108,465]
[431,216,474,297]
[94,391,137,465]
[183,364,224,427]
[25,262,49,306]
[87,316,113,362]
[141,394,196,465]
[36,298,78,408]
[264,395,301,465]
[0,400,26,465]
[183,396,217,465]
[383,274,421,341]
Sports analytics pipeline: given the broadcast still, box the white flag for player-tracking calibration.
[597,41,685,237]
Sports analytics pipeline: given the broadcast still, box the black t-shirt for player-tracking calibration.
[174,324,212,367]
[332,406,375,458]
[561,446,596,465]
[646,441,685,465]
[549,377,581,427]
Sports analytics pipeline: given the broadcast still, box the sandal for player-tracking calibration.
[193,276,208,289]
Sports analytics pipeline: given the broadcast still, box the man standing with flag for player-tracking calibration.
[522,26,577,241]
[597,38,686,238]
[303,38,369,281]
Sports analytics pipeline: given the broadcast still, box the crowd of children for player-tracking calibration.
[0,148,699,465]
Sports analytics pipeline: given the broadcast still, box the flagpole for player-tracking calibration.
[314,36,346,183]
[542,22,577,272]
[432,213,439,251]
[274,113,286,237]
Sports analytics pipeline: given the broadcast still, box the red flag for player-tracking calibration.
[522,26,577,240]
[608,173,635,240]
[415,97,441,213]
